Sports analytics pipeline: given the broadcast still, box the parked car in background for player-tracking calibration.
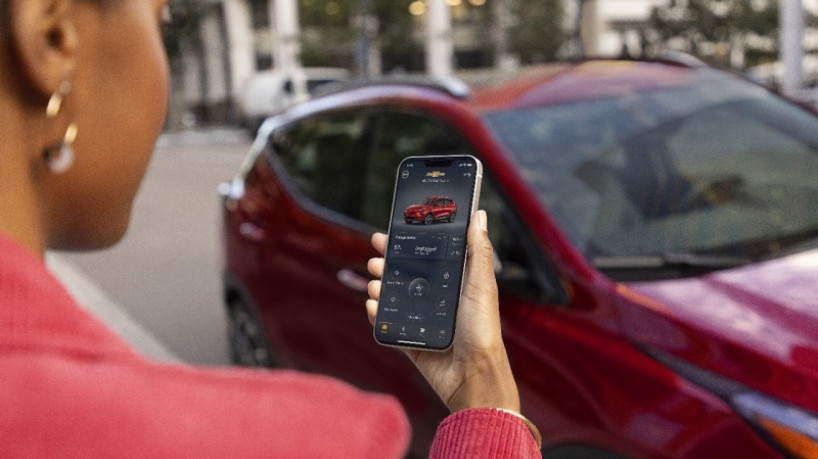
[220,58,818,458]
[237,67,349,132]
[404,196,457,224]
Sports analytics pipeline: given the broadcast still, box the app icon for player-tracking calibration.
[408,278,431,298]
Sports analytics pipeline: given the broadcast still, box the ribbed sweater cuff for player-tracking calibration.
[430,408,541,458]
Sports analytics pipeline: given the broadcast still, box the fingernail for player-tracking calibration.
[477,210,487,231]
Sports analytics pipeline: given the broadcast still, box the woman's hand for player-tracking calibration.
[366,210,520,413]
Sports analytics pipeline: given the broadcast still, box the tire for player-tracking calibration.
[448,211,456,223]
[424,213,434,225]
[227,295,276,367]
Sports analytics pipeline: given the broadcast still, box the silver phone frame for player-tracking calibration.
[374,154,483,352]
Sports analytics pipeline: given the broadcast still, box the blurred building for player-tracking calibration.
[166,0,254,129]
[581,0,668,56]
[167,0,672,128]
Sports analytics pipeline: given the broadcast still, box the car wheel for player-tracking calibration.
[424,213,434,225]
[449,211,456,223]
[227,295,276,367]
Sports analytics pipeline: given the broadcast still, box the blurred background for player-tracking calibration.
[161,0,818,131]
[55,0,818,367]
[44,2,818,454]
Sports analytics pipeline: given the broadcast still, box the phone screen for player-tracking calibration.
[375,155,482,350]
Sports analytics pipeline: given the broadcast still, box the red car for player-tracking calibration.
[220,59,818,458]
[404,196,457,224]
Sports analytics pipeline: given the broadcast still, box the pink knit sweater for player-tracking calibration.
[0,233,538,457]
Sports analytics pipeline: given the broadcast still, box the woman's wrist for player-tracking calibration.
[433,407,543,455]
[446,346,520,413]
[495,408,543,449]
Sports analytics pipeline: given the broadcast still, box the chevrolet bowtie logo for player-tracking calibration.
[426,171,446,178]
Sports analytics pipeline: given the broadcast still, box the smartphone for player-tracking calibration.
[375,155,483,351]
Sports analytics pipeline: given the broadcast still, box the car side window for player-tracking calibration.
[360,109,565,304]
[270,111,370,221]
[361,110,473,230]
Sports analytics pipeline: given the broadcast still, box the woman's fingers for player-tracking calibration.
[366,233,385,327]
[371,232,387,256]
[366,233,388,329]
[367,257,384,278]
[368,279,382,300]
[365,299,378,326]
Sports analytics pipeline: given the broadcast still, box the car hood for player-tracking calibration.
[405,205,428,213]
[617,248,818,410]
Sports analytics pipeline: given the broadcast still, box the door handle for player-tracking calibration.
[238,222,266,242]
[337,269,370,293]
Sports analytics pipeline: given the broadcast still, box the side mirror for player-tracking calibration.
[493,255,537,298]
[494,251,568,305]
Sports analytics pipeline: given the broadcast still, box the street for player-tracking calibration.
[54,129,252,365]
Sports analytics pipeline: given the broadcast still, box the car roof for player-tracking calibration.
[469,59,701,112]
[274,58,719,133]
[314,75,471,100]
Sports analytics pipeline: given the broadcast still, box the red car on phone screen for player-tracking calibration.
[404,196,457,224]
[221,58,818,458]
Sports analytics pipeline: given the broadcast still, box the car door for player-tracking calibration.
[357,108,491,450]
[251,110,382,382]
[432,198,445,221]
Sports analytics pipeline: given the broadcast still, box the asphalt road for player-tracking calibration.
[55,129,253,365]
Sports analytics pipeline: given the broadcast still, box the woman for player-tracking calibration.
[0,0,540,457]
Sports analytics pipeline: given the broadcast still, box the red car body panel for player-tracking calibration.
[224,151,449,450]
[222,59,818,457]
[622,249,818,413]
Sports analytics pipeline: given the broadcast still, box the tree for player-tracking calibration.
[646,0,784,68]
[372,0,425,72]
[509,0,567,64]
[298,0,430,72]
[299,0,359,67]
[298,0,568,73]
[162,0,210,130]
[162,0,209,63]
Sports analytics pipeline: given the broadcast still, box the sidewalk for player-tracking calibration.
[47,253,179,362]
[156,126,252,149]
[41,127,251,364]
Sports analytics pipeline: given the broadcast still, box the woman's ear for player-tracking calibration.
[8,0,77,98]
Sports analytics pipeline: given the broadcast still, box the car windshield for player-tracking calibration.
[423,197,437,205]
[483,70,818,268]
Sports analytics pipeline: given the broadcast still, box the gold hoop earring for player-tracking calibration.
[46,81,72,118]
[43,81,77,174]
